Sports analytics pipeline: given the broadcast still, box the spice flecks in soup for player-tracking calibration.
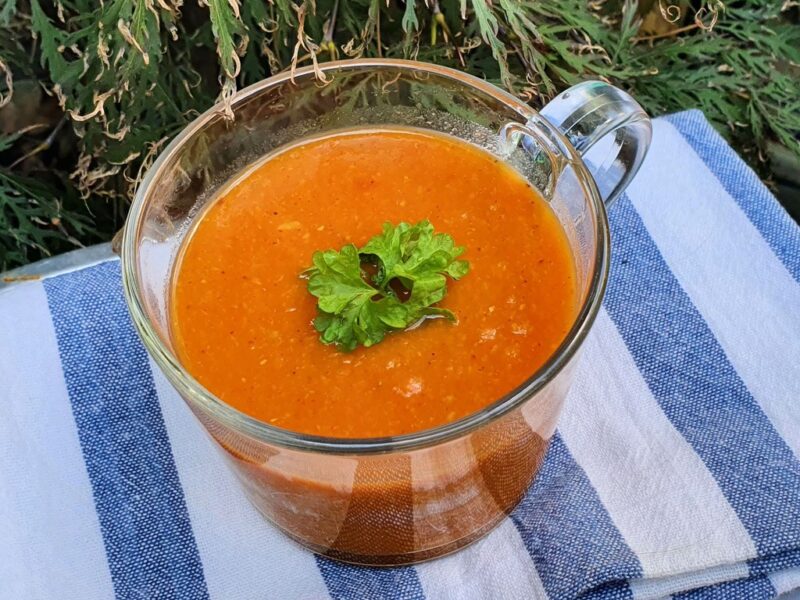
[171,128,577,438]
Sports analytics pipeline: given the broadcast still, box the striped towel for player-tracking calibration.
[1,110,799,600]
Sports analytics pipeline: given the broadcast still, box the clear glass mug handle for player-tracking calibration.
[539,81,652,206]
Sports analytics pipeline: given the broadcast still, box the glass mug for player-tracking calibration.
[121,59,650,566]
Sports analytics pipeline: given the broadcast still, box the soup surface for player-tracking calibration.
[171,128,577,438]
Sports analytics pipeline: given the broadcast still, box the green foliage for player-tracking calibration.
[0,0,798,269]
[0,132,95,270]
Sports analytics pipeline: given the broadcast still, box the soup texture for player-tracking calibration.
[171,128,577,438]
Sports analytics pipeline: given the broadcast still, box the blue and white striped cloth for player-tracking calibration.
[2,110,799,600]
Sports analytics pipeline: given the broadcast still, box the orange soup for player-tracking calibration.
[171,128,577,438]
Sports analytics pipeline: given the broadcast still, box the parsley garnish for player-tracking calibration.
[304,220,470,351]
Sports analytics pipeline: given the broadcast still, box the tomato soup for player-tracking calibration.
[171,128,577,438]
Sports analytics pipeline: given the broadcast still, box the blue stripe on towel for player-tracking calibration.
[316,557,426,600]
[603,197,800,555]
[666,110,800,283]
[673,575,774,599]
[750,548,800,577]
[44,262,209,600]
[510,435,640,599]
[580,581,634,600]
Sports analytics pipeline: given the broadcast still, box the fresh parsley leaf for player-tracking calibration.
[304,220,470,351]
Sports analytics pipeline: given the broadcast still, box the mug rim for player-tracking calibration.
[121,58,610,455]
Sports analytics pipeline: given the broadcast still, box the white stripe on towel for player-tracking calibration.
[628,562,750,600]
[416,519,548,600]
[559,310,756,579]
[0,282,115,600]
[627,120,800,460]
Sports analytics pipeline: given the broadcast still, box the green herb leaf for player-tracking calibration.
[305,220,470,352]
